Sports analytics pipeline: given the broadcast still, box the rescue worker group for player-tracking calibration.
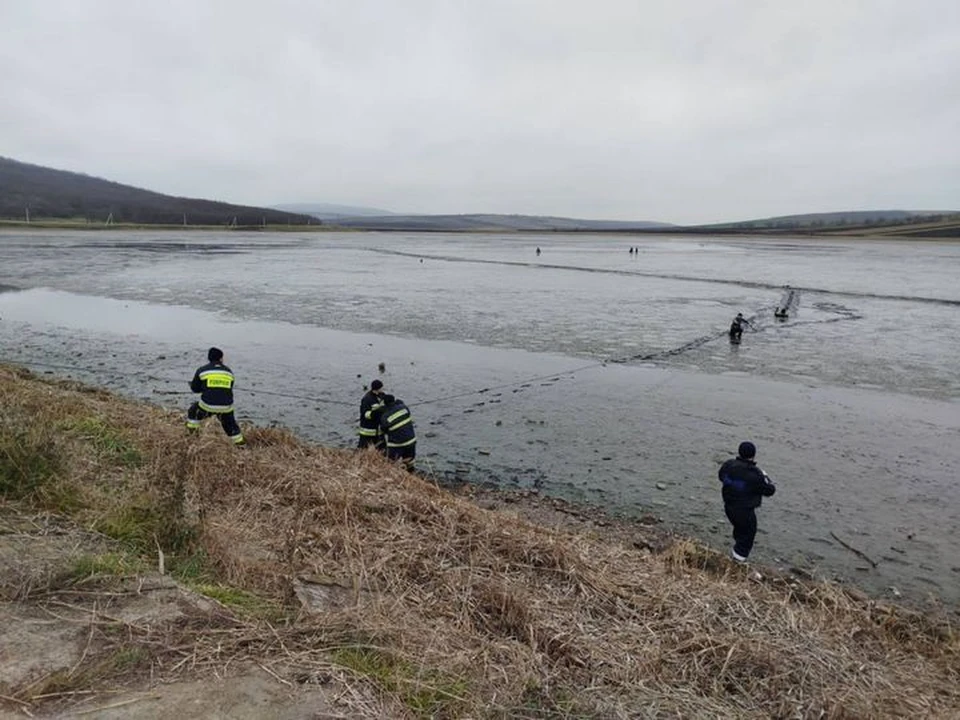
[186,345,775,562]
[186,347,417,470]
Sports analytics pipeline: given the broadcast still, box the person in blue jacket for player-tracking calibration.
[718,441,776,562]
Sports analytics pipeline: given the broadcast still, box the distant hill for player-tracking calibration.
[8,156,955,236]
[323,213,673,232]
[272,202,397,219]
[700,210,958,231]
[0,157,313,226]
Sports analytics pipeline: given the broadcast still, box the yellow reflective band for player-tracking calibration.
[185,421,200,429]
[200,371,233,389]
[198,401,233,413]
[200,369,233,379]
[385,409,408,424]
[230,434,245,444]
[357,428,379,436]
[387,437,417,448]
[387,417,412,432]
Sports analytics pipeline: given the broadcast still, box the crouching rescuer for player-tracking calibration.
[718,441,776,562]
[185,347,245,446]
[378,394,416,470]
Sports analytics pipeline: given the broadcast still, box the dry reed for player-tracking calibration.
[1,364,958,718]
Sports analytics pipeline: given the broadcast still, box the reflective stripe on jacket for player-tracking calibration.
[190,362,235,413]
[358,390,384,437]
[379,399,416,448]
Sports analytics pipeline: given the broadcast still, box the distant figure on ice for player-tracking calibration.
[378,394,417,471]
[536,247,541,256]
[719,441,777,562]
[185,347,245,446]
[357,379,386,450]
[729,313,749,342]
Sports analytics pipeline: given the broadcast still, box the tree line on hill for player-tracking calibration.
[5,155,959,235]
[705,210,959,231]
[0,157,312,226]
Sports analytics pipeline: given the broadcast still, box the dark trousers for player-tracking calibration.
[186,402,243,443]
[387,443,416,470]
[358,434,384,451]
[724,504,758,558]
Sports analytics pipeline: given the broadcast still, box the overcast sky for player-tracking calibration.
[1,1,958,224]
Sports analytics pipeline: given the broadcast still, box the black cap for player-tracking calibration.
[738,441,756,459]
[370,379,383,391]
[382,394,396,405]
[208,347,223,362]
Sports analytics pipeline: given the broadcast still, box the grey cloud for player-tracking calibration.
[1,0,958,223]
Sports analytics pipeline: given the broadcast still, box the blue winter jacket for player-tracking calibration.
[719,457,776,509]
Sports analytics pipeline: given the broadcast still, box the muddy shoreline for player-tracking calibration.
[439,480,930,611]
[1,232,958,610]
[2,307,958,611]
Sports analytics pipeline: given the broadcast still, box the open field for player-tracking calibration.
[0,219,320,232]
[4,214,960,236]
[1,365,958,718]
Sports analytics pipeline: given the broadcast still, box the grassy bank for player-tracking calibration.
[1,364,958,718]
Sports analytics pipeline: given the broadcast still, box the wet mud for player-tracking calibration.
[1,230,959,610]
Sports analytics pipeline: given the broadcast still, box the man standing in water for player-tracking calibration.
[718,441,776,562]
[357,379,386,449]
[729,313,749,341]
[186,347,245,446]
[378,394,417,471]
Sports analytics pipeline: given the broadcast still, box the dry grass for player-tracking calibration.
[1,364,958,718]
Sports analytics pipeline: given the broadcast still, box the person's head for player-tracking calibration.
[207,347,224,363]
[382,394,396,406]
[736,313,744,320]
[738,441,756,460]
[370,379,384,395]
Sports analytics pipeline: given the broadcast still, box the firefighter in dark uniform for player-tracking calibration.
[378,394,416,470]
[718,441,776,562]
[357,379,386,449]
[185,347,245,446]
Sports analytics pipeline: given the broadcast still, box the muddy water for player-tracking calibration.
[0,230,958,608]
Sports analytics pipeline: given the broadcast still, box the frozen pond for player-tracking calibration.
[1,230,958,607]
